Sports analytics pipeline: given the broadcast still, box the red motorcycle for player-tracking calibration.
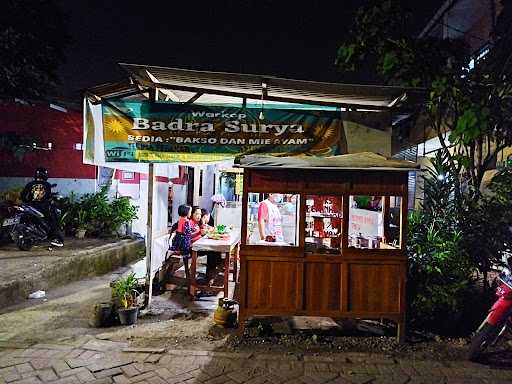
[468,255,512,361]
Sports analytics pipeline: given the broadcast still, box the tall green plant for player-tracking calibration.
[407,151,485,334]
[112,273,138,309]
[81,186,112,235]
[60,187,138,236]
[407,210,478,332]
[421,150,458,218]
[110,197,138,231]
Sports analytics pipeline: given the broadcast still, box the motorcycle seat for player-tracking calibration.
[23,205,45,218]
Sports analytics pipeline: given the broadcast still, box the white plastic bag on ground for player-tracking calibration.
[28,290,46,299]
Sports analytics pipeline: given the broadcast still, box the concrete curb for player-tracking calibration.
[0,239,144,308]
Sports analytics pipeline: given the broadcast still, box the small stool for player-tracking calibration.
[164,250,191,295]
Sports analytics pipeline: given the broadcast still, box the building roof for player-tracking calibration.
[237,152,418,171]
[85,64,425,110]
[419,0,493,44]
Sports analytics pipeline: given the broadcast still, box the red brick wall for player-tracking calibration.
[0,100,96,179]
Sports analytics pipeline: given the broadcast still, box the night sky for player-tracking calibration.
[55,1,445,100]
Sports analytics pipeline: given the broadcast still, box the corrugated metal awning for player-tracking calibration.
[85,81,147,101]
[237,152,419,171]
[100,63,424,109]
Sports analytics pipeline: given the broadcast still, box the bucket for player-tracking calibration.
[91,302,113,327]
[118,307,138,325]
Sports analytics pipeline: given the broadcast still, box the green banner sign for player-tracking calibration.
[102,100,344,162]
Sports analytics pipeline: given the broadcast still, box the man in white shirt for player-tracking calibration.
[257,193,284,242]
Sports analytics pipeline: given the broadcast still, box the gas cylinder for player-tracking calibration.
[213,298,237,327]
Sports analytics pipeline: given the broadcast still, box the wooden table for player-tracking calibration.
[190,230,240,298]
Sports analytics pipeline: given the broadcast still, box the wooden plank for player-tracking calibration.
[383,196,391,241]
[241,168,249,246]
[243,308,401,319]
[341,261,349,312]
[184,92,203,104]
[342,194,349,250]
[342,248,404,258]
[241,245,302,257]
[269,261,300,310]
[243,254,407,263]
[298,192,306,255]
[246,260,271,309]
[297,261,305,310]
[304,263,342,312]
[348,263,401,313]
[245,260,301,312]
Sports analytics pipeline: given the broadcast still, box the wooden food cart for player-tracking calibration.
[237,152,417,341]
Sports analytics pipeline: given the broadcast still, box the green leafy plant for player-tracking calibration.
[81,186,112,235]
[60,186,138,237]
[109,196,138,232]
[112,273,138,309]
[76,209,89,231]
[406,152,502,335]
[407,209,479,334]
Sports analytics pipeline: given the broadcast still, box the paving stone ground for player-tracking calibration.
[1,339,511,384]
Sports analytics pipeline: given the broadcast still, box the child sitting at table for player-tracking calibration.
[170,204,192,255]
[200,208,222,285]
[169,204,194,292]
[200,208,214,233]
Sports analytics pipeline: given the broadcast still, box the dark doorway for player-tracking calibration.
[187,167,194,205]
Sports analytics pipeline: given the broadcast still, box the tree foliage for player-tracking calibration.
[337,0,512,193]
[0,0,68,98]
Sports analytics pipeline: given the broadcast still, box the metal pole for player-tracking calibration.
[145,162,154,308]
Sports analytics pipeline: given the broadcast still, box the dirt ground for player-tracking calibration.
[1,265,512,367]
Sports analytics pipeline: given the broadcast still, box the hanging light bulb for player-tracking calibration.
[259,81,267,120]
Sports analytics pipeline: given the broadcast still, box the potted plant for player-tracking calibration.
[109,197,138,237]
[112,273,139,325]
[75,209,88,239]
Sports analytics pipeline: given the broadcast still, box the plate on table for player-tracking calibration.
[206,232,230,241]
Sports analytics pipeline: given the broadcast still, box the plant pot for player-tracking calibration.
[90,302,114,328]
[116,224,127,237]
[76,229,86,239]
[118,307,138,325]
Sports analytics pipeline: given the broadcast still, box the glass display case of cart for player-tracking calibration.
[305,195,342,254]
[246,192,300,246]
[348,195,402,249]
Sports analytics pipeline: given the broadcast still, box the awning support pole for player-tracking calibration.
[145,162,154,308]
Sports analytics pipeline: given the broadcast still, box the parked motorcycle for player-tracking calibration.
[0,202,21,243]
[468,253,512,361]
[1,188,62,251]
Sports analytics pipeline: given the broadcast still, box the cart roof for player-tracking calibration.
[236,152,418,171]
